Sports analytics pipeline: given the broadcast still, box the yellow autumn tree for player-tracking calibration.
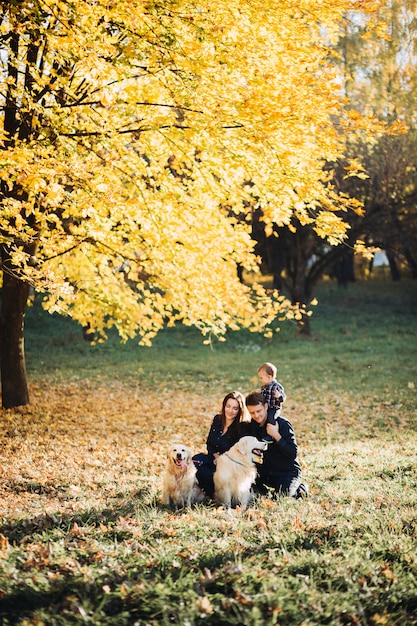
[0,0,376,408]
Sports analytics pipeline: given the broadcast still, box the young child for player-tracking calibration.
[257,362,286,443]
[257,362,286,413]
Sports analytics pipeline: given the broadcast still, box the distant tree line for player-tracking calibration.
[249,0,417,334]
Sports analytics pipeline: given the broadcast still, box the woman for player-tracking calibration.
[193,391,249,497]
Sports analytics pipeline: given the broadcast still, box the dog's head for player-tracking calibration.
[167,444,192,469]
[234,436,268,463]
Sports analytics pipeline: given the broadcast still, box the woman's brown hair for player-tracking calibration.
[220,391,249,438]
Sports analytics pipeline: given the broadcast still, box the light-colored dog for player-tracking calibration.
[161,444,203,508]
[214,436,268,509]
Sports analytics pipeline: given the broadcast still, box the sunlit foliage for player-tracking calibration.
[1,0,377,343]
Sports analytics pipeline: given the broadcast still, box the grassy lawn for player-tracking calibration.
[0,278,416,625]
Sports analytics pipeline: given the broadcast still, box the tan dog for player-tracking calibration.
[161,444,203,508]
[214,436,268,509]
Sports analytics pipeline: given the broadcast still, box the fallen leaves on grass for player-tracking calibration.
[0,378,414,522]
[0,380,214,520]
[0,378,416,626]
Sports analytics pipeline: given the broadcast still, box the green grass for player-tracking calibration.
[24,277,417,443]
[0,277,416,625]
[0,447,416,625]
[25,278,417,396]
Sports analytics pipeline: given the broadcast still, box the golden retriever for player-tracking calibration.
[161,444,203,508]
[214,436,268,509]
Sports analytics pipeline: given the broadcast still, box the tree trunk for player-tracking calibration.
[0,256,31,409]
[333,250,355,287]
[386,252,401,282]
[392,209,417,278]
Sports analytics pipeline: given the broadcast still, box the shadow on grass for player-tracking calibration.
[2,544,417,626]
[0,529,265,626]
[1,490,417,625]
[0,491,264,625]
[0,486,154,545]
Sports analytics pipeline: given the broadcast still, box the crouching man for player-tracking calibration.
[244,391,308,499]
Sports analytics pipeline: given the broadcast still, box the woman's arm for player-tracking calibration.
[206,414,221,456]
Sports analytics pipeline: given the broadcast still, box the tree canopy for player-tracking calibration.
[0,0,377,345]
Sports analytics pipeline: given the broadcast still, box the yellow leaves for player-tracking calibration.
[1,0,379,342]
[0,534,10,552]
[354,240,379,261]
[0,380,202,517]
[380,563,395,581]
[0,127,10,143]
[364,17,392,42]
[292,515,305,531]
[343,110,396,141]
[386,120,408,136]
[259,498,276,510]
[45,183,65,205]
[343,159,369,180]
[313,211,350,246]
[90,182,109,194]
[371,613,392,625]
[196,595,214,616]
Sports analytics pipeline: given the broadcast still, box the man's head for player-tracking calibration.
[245,391,268,425]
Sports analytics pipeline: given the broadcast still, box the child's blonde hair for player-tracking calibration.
[257,362,277,378]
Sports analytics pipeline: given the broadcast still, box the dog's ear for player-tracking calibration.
[234,438,248,455]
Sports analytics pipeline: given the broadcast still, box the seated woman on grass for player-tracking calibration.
[193,391,249,498]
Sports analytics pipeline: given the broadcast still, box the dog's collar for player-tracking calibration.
[224,453,247,467]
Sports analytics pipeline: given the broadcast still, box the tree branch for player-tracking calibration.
[59,122,244,137]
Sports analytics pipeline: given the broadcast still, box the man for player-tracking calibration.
[245,391,308,498]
